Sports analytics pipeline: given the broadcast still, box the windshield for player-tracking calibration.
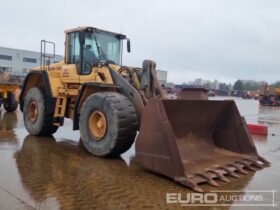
[84,31,121,65]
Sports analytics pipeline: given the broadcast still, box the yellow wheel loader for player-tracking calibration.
[0,71,20,112]
[19,26,270,192]
[259,83,280,106]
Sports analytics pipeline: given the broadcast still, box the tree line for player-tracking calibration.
[167,79,280,91]
[233,80,280,91]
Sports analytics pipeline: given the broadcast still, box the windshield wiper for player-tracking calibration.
[93,34,108,62]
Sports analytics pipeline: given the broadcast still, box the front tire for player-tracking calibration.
[23,87,58,136]
[79,92,138,157]
[4,92,18,112]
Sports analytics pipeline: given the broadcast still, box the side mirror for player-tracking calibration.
[79,31,85,45]
[127,39,131,53]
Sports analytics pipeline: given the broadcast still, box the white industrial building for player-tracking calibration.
[0,46,63,76]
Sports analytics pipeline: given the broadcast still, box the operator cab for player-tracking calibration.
[65,27,130,75]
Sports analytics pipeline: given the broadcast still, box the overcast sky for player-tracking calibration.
[0,0,280,84]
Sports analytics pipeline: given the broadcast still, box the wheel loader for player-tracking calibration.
[19,26,270,192]
[0,71,20,112]
[259,83,280,106]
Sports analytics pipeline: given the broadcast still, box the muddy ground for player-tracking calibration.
[0,97,279,210]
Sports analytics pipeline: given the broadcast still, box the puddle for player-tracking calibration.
[0,98,279,209]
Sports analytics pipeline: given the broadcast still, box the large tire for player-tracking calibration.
[23,87,58,136]
[4,92,18,112]
[79,92,138,157]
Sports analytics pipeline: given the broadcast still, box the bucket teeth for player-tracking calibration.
[175,177,204,193]
[196,173,220,187]
[258,156,271,166]
[244,158,264,168]
[252,161,264,168]
[187,181,204,193]
[219,166,240,178]
[208,169,230,183]
[229,164,248,175]
[236,161,256,172]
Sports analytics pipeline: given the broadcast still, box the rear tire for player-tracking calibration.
[79,92,138,157]
[23,87,58,136]
[4,92,18,112]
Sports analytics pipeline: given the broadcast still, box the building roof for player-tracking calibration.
[0,46,63,58]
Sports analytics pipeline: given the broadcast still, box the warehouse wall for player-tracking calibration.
[0,47,63,76]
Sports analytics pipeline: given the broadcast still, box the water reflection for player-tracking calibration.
[0,111,18,142]
[258,106,280,125]
[15,135,160,209]
[13,135,257,210]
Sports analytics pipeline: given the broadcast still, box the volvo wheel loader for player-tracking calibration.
[19,26,270,192]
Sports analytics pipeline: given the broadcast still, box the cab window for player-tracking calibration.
[82,32,99,74]
[67,32,80,65]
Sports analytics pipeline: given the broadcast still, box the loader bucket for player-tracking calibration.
[136,99,270,192]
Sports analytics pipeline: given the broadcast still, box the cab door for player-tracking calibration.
[78,31,106,84]
[61,32,80,84]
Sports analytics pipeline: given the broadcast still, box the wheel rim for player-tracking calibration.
[28,101,38,123]
[89,110,107,140]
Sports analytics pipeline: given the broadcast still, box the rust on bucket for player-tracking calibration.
[136,99,270,192]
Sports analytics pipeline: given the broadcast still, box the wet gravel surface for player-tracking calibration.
[0,97,279,210]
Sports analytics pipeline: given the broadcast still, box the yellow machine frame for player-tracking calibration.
[19,27,141,128]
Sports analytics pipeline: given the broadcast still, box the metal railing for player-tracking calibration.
[40,40,56,70]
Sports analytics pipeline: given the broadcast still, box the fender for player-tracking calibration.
[19,70,54,113]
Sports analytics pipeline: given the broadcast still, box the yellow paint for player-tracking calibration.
[23,26,140,127]
[25,59,121,123]
[88,110,107,140]
[0,83,20,99]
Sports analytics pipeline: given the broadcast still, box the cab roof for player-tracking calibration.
[64,26,126,39]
